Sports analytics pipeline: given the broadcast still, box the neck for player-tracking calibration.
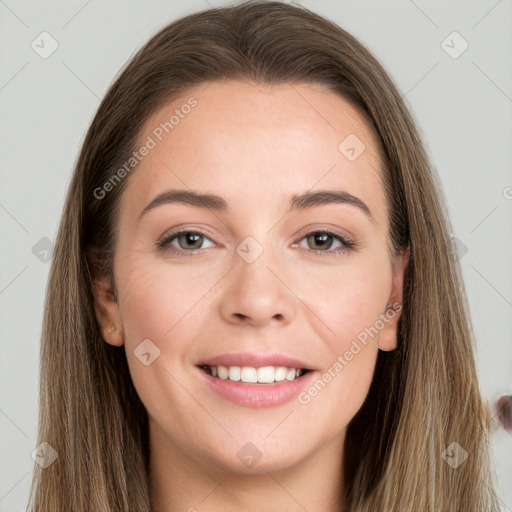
[148,419,347,512]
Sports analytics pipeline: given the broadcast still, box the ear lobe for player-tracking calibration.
[91,274,124,347]
[378,248,409,352]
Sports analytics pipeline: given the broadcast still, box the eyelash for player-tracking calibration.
[156,228,357,257]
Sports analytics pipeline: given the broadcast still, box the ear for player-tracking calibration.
[91,273,124,347]
[378,248,409,352]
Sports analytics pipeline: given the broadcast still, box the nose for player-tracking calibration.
[218,239,298,328]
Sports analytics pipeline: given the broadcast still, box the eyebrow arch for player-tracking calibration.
[138,189,372,220]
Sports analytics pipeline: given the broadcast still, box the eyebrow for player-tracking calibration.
[138,189,372,220]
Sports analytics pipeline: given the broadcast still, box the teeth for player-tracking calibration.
[274,367,287,381]
[257,366,274,383]
[204,365,307,383]
[241,366,257,383]
[217,365,229,380]
[228,366,241,381]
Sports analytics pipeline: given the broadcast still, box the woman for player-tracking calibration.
[27,1,502,511]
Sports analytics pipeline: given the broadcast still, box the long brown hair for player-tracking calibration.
[27,1,502,510]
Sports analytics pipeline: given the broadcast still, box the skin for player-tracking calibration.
[93,80,409,512]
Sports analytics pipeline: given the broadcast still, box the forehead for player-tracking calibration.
[122,80,387,224]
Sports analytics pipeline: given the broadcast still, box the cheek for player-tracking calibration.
[299,254,392,346]
[116,252,217,342]
[295,328,379,438]
[117,262,170,339]
[297,276,385,428]
[295,254,390,403]
[115,256,214,422]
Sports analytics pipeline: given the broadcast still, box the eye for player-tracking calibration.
[294,229,356,256]
[157,229,214,255]
[157,228,356,257]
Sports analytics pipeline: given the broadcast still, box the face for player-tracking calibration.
[94,80,408,475]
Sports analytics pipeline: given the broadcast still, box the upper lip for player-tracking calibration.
[197,352,314,370]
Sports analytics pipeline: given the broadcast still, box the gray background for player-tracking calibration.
[0,0,511,510]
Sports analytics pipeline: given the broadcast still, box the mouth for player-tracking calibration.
[198,364,312,384]
[195,352,317,407]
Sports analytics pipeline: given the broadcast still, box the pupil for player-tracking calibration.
[311,233,331,250]
[183,233,201,249]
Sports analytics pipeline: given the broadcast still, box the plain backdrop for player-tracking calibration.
[0,1,511,510]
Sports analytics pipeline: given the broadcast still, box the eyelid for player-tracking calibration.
[157,226,358,257]
[157,228,216,254]
[292,228,356,254]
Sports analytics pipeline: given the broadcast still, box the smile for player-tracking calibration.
[199,364,310,383]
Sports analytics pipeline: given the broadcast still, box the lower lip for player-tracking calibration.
[197,367,316,409]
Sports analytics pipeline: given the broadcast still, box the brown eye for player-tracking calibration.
[176,232,204,250]
[157,230,215,253]
[297,230,355,256]
[306,232,336,250]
